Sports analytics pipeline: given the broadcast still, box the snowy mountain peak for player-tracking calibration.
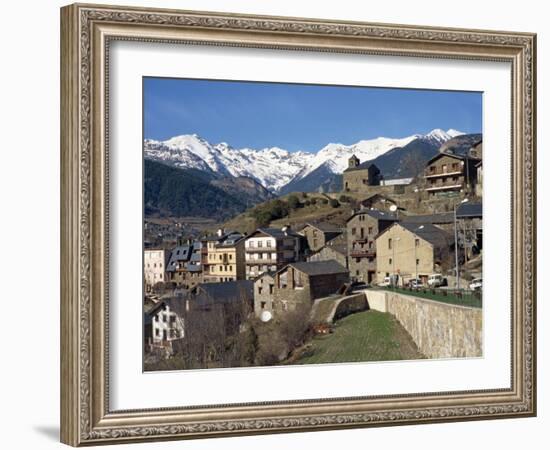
[144,128,464,193]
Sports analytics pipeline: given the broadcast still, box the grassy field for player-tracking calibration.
[292,310,424,365]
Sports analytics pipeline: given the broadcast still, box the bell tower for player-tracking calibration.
[348,154,360,169]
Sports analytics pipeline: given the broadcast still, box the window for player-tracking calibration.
[415,238,420,247]
[430,166,435,173]
[389,258,392,265]
[219,254,222,260]
[360,228,364,238]
[416,259,420,265]
[442,164,448,173]
[269,284,274,294]
[261,301,266,309]
[258,241,263,248]
[155,329,159,337]
[369,241,373,249]
[368,227,373,234]
[356,270,359,276]
[266,240,272,248]
[170,315,176,323]
[258,287,263,295]
[388,238,392,249]
[219,265,223,271]
[352,227,356,235]
[154,314,159,322]
[229,254,233,260]
[452,162,459,170]
[313,238,318,248]
[162,314,167,323]
[248,241,255,248]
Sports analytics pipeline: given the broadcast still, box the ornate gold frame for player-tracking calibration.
[60,3,536,446]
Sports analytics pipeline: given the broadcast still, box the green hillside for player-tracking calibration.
[293,310,424,364]
[144,159,247,219]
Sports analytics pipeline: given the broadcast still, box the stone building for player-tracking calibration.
[299,222,342,253]
[342,155,381,193]
[253,272,276,318]
[424,153,480,196]
[165,242,204,290]
[244,227,303,280]
[359,194,399,212]
[346,209,398,284]
[204,230,246,283]
[307,233,348,269]
[272,260,349,314]
[144,249,168,291]
[375,222,453,285]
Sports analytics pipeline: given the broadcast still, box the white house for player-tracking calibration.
[144,249,167,291]
[244,227,303,280]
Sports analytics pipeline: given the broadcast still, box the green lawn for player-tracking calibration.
[382,287,482,309]
[292,310,424,365]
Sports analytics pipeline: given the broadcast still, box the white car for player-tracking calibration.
[378,277,391,287]
[428,274,444,287]
[469,278,482,291]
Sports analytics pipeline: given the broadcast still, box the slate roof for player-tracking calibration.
[304,222,343,233]
[249,227,302,239]
[401,212,454,224]
[346,208,398,223]
[166,245,192,272]
[192,280,254,305]
[456,201,482,218]
[397,222,452,249]
[284,260,349,276]
[344,162,380,173]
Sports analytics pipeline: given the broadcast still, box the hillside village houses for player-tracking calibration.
[375,222,453,286]
[346,209,399,284]
[307,233,348,269]
[244,227,303,280]
[254,260,349,318]
[298,222,342,252]
[204,230,246,283]
[145,139,483,353]
[144,249,169,291]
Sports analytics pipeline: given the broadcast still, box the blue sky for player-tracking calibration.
[144,77,482,152]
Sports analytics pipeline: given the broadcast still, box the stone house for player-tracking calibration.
[456,201,483,257]
[359,194,399,212]
[375,222,453,285]
[299,222,342,253]
[144,249,168,291]
[346,209,398,284]
[165,243,203,290]
[204,230,246,283]
[424,153,480,196]
[342,155,381,193]
[307,233,348,269]
[244,227,303,280]
[253,272,276,318]
[188,280,254,335]
[272,260,349,314]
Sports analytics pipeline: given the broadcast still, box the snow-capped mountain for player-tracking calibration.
[144,128,463,193]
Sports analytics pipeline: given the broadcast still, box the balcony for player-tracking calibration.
[349,250,376,258]
[424,170,463,179]
[425,184,463,192]
[246,258,277,264]
[245,247,276,253]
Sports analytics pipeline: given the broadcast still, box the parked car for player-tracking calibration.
[469,278,483,291]
[428,273,445,287]
[407,278,424,288]
[378,277,391,287]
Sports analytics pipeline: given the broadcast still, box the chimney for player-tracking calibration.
[217,228,224,237]
[281,225,291,235]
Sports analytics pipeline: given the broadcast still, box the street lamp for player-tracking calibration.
[454,198,469,290]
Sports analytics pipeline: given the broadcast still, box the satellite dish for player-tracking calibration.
[260,311,273,323]
[389,205,398,212]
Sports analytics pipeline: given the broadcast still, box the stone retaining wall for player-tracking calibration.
[365,290,482,358]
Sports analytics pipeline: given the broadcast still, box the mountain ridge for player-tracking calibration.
[144,128,467,193]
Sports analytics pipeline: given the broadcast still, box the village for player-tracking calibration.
[144,139,483,370]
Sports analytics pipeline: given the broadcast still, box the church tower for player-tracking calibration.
[348,154,360,169]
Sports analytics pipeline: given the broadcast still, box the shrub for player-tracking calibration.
[287,194,301,210]
[329,198,340,208]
